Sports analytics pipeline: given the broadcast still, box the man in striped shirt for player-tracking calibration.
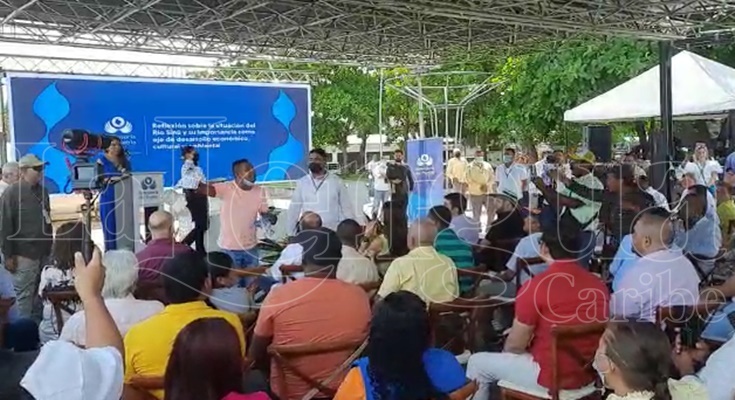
[427,205,476,295]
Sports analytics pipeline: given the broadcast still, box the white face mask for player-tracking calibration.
[503,155,513,164]
[592,352,609,388]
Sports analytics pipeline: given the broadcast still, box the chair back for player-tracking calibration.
[456,267,492,297]
[268,338,367,400]
[549,322,607,400]
[449,381,478,400]
[45,289,80,333]
[279,264,304,284]
[429,296,505,352]
[514,257,544,289]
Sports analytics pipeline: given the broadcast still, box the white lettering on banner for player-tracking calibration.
[133,174,164,208]
[414,154,436,181]
[150,121,257,150]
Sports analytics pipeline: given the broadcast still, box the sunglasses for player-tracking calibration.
[31,165,44,172]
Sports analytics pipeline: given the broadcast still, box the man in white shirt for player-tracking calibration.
[335,219,379,285]
[610,209,700,322]
[638,175,670,211]
[287,148,362,235]
[495,147,528,200]
[371,158,391,219]
[0,162,19,198]
[269,212,322,282]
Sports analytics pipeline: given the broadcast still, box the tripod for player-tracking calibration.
[80,190,95,263]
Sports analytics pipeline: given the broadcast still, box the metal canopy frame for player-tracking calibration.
[0,1,733,65]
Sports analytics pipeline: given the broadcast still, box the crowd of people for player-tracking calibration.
[1,139,735,400]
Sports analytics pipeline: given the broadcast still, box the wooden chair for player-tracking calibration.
[685,251,726,287]
[515,257,545,290]
[45,289,80,333]
[279,264,304,284]
[655,302,723,343]
[456,267,503,297]
[429,296,506,352]
[268,338,367,400]
[499,322,607,400]
[450,381,479,400]
[358,280,382,303]
[232,265,271,277]
[123,375,163,400]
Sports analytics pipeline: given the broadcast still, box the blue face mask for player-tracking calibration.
[503,155,513,164]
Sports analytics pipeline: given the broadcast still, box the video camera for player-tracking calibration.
[61,129,117,191]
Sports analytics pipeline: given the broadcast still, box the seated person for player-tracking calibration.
[250,228,371,400]
[358,219,389,259]
[672,321,735,400]
[596,321,708,400]
[716,181,735,246]
[466,229,609,399]
[674,185,722,275]
[334,291,472,400]
[336,219,380,285]
[426,206,475,295]
[60,250,163,346]
[0,266,38,352]
[206,251,254,316]
[611,208,700,322]
[136,211,193,285]
[444,192,480,244]
[38,221,86,344]
[377,220,459,304]
[124,252,246,400]
[478,194,526,271]
[639,174,670,211]
[609,234,638,292]
[268,211,322,282]
[477,214,546,298]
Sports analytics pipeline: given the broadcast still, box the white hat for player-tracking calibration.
[21,341,124,400]
[18,154,48,169]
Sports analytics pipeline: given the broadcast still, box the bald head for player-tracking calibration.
[149,210,174,240]
[632,209,673,256]
[299,211,322,231]
[408,219,438,249]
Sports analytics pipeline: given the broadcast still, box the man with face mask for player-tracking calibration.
[286,148,362,235]
[494,147,527,201]
[610,208,700,322]
[446,149,467,193]
[200,158,269,272]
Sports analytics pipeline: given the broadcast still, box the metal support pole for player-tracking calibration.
[444,87,450,145]
[418,76,425,138]
[653,41,674,200]
[0,73,7,165]
[378,68,384,158]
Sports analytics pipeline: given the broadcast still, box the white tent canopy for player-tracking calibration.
[564,51,735,123]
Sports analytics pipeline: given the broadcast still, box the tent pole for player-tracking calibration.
[653,41,674,201]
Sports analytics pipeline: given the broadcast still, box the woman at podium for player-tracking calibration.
[96,137,130,251]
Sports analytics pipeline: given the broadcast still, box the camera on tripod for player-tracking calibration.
[62,129,117,191]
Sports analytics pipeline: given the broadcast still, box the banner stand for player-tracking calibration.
[406,137,445,221]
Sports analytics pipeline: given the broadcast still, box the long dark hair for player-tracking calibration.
[382,201,409,257]
[164,318,244,400]
[104,137,130,171]
[51,221,88,271]
[367,291,444,400]
[604,321,672,400]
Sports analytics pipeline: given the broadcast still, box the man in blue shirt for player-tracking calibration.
[675,185,721,276]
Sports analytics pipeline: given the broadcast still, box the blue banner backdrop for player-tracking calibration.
[406,137,445,220]
[7,73,311,194]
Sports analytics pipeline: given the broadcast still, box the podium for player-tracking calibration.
[112,172,165,252]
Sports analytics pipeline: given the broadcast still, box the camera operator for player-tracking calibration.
[96,137,131,251]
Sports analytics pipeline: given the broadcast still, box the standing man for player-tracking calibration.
[200,159,269,270]
[495,147,528,201]
[0,162,19,198]
[0,154,53,318]
[287,148,362,235]
[465,149,495,225]
[446,149,468,193]
[386,149,414,216]
[370,157,390,220]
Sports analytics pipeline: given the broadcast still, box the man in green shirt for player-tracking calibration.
[427,205,476,294]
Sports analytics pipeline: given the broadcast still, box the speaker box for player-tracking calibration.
[584,125,612,162]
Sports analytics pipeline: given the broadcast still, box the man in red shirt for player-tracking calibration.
[136,211,193,284]
[467,228,609,399]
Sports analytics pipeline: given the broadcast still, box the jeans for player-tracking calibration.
[3,318,39,352]
[576,230,596,270]
[222,249,275,290]
[11,256,41,320]
[372,190,390,219]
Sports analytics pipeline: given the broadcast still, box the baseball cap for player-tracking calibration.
[18,154,48,169]
[21,340,124,400]
[569,149,596,165]
[299,227,343,268]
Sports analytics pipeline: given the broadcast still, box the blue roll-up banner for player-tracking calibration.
[6,73,312,194]
[406,137,445,220]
